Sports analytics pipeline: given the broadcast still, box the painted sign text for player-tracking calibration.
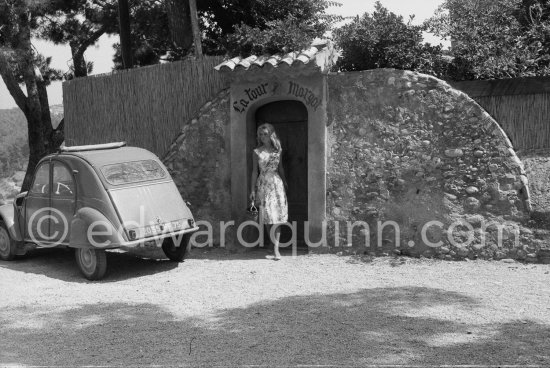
[287,81,322,110]
[233,83,270,113]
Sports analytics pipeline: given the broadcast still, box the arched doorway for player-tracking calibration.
[254,100,308,246]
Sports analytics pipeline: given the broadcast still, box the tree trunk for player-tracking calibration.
[37,79,56,153]
[70,42,88,78]
[20,17,48,192]
[118,0,133,69]
[20,74,52,192]
[166,0,193,51]
[21,111,48,193]
[0,3,57,193]
[188,0,203,57]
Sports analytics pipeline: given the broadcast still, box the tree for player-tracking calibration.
[165,0,193,52]
[0,1,63,191]
[1,0,124,191]
[333,2,447,76]
[112,0,342,67]
[188,0,202,57]
[37,0,119,78]
[426,0,550,80]
[225,15,327,56]
[118,0,133,68]
[112,0,175,68]
[213,0,341,56]
[1,0,341,191]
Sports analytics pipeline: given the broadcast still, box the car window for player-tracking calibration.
[29,162,50,195]
[101,160,166,185]
[52,162,75,197]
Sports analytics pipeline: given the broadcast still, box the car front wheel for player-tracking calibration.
[162,234,190,262]
[0,221,17,261]
[75,248,107,280]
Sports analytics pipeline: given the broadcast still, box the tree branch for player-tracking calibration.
[0,51,28,111]
[75,24,108,58]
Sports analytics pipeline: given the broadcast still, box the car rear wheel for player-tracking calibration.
[0,221,17,261]
[162,234,190,262]
[75,248,107,280]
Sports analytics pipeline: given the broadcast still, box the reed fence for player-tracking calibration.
[451,77,550,152]
[63,56,228,157]
[63,63,550,154]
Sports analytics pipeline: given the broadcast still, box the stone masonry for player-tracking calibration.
[163,69,543,261]
[163,90,232,246]
[326,69,536,261]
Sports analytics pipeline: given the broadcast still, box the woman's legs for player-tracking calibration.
[272,224,282,260]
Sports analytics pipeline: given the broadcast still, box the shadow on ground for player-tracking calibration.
[0,247,179,283]
[0,287,548,366]
[188,245,310,260]
[0,246,310,282]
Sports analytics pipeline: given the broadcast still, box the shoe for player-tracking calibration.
[273,255,281,261]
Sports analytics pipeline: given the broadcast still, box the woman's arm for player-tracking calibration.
[250,150,259,201]
[278,155,288,191]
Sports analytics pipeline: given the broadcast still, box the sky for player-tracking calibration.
[0,0,447,110]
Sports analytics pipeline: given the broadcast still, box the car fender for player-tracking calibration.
[70,207,124,249]
[0,203,23,241]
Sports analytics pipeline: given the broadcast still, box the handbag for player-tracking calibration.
[246,200,259,221]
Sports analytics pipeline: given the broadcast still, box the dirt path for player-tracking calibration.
[1,247,549,366]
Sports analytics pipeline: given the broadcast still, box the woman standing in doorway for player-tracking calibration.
[250,123,288,260]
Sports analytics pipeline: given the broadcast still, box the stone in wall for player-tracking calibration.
[163,90,232,247]
[327,69,536,261]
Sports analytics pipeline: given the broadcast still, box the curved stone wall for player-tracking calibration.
[163,69,541,261]
[326,69,534,260]
[163,90,232,246]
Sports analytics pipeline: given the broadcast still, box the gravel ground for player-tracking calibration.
[1,246,550,367]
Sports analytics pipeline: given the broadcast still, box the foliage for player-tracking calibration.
[333,2,448,77]
[1,0,112,193]
[112,0,173,68]
[0,105,63,182]
[215,0,342,56]
[425,0,550,80]
[111,0,342,67]
[0,107,29,177]
[225,16,323,56]
[0,1,65,191]
[36,0,119,78]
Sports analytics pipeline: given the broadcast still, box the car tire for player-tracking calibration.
[162,234,190,262]
[75,247,107,280]
[0,221,17,261]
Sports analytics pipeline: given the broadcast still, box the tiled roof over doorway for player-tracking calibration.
[214,39,338,75]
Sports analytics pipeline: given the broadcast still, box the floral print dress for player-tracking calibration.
[254,148,288,224]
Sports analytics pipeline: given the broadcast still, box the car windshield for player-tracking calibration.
[101,160,166,185]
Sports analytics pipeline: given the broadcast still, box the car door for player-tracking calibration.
[49,161,75,244]
[24,161,51,243]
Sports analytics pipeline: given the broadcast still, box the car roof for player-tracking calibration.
[57,146,160,167]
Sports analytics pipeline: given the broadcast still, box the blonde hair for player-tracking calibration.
[256,123,282,152]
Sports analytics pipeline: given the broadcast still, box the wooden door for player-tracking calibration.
[255,100,308,247]
[271,121,308,246]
